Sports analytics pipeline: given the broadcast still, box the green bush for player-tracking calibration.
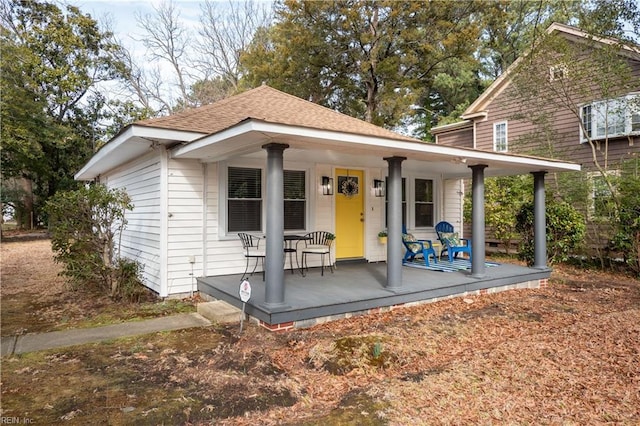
[46,184,145,301]
[464,175,532,254]
[610,159,640,274]
[516,199,585,266]
[114,258,150,302]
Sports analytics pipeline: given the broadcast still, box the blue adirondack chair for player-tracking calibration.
[435,221,472,263]
[402,232,438,267]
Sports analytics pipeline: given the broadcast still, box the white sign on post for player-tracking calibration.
[239,280,252,302]
[239,280,252,332]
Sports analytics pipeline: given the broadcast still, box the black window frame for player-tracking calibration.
[414,178,434,228]
[226,166,307,233]
[284,169,306,231]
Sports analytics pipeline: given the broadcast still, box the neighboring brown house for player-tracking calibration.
[432,22,640,253]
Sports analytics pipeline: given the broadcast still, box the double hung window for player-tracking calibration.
[227,167,306,233]
[589,171,617,219]
[414,179,434,227]
[227,167,262,233]
[493,122,508,152]
[284,170,306,230]
[385,177,435,229]
[580,94,640,142]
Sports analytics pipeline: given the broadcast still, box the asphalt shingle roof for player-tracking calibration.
[136,84,417,142]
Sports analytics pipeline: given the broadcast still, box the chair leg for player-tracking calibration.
[242,257,250,280]
[250,257,260,276]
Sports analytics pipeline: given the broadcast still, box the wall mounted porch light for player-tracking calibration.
[322,176,334,195]
[373,179,385,197]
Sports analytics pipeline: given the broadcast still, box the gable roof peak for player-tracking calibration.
[461,22,639,119]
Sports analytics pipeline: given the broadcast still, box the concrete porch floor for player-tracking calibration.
[197,260,550,330]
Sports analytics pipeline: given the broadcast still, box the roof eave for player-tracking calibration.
[171,118,580,176]
[431,120,473,135]
[75,125,207,180]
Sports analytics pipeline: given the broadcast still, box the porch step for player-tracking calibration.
[197,300,242,324]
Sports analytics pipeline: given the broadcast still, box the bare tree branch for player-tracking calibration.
[135,0,195,109]
[197,0,272,91]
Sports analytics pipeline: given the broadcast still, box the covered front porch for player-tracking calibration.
[197,260,549,330]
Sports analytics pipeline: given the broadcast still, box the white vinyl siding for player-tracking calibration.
[166,159,205,295]
[103,153,162,294]
[442,179,463,235]
[206,163,251,277]
[493,121,508,152]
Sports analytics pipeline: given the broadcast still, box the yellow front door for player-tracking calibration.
[335,169,364,259]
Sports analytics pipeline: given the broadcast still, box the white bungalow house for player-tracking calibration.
[76,85,579,330]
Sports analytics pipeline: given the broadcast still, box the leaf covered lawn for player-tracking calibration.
[1,238,638,424]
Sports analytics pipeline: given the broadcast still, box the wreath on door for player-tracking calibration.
[339,176,359,197]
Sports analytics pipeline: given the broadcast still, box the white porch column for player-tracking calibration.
[532,171,548,269]
[262,143,289,307]
[470,164,487,278]
[384,156,406,290]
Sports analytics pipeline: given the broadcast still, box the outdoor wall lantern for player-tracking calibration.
[322,176,334,195]
[373,179,385,197]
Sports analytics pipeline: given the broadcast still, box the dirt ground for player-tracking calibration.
[0,235,195,336]
[1,237,639,425]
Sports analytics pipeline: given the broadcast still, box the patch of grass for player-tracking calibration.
[1,326,298,424]
[0,295,197,336]
[308,335,397,375]
[295,390,390,425]
[77,299,197,328]
[1,238,196,336]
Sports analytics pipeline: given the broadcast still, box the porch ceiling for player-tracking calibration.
[171,119,580,178]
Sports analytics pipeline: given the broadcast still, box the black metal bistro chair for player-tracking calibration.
[297,231,335,276]
[238,233,266,280]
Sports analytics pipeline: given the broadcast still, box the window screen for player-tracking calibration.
[284,170,305,230]
[414,179,434,227]
[228,167,262,232]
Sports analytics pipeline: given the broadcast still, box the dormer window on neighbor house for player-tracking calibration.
[493,121,508,152]
[580,94,640,143]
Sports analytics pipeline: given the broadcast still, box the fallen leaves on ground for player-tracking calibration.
[1,238,639,424]
[0,237,195,335]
